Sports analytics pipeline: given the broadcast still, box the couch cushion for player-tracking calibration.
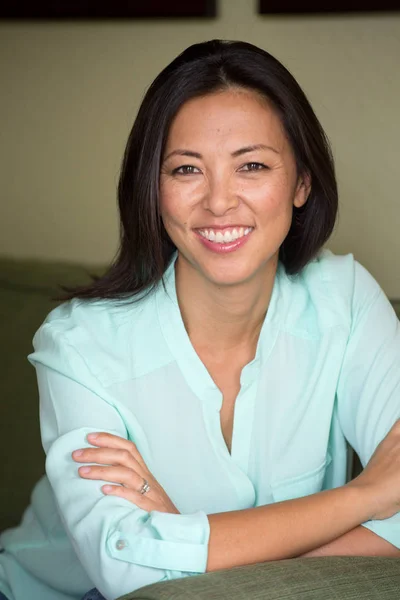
[392,299,400,319]
[0,257,105,532]
[119,556,400,600]
[0,256,104,295]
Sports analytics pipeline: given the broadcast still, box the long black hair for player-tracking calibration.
[59,39,338,303]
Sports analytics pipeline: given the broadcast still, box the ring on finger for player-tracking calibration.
[139,478,151,495]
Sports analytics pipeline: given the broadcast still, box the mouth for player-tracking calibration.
[195,226,254,244]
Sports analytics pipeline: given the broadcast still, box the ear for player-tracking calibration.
[293,172,311,208]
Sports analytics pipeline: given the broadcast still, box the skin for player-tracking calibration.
[159,88,309,289]
[73,428,400,563]
[159,88,310,359]
[72,89,400,563]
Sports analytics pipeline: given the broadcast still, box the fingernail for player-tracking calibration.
[87,433,98,441]
[73,450,83,457]
[103,485,113,493]
[80,467,91,474]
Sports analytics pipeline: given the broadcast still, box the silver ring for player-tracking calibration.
[139,478,151,495]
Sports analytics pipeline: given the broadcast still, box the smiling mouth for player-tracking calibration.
[196,227,253,244]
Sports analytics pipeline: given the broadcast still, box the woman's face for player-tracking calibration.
[160,88,310,287]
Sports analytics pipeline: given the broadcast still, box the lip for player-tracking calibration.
[194,228,253,254]
[194,225,252,232]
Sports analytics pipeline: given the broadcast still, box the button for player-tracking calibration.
[116,539,127,551]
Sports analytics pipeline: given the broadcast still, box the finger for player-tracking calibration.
[86,433,148,469]
[72,447,142,472]
[78,465,144,491]
[101,485,155,510]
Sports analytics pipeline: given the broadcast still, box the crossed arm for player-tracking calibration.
[34,276,400,598]
[72,430,400,573]
[301,526,400,558]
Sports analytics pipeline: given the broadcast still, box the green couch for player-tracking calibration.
[1,255,400,600]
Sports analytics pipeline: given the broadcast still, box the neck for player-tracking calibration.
[175,256,278,360]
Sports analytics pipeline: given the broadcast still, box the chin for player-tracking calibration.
[177,244,276,287]
[198,261,263,288]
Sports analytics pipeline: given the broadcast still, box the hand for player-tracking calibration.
[348,419,400,520]
[72,432,180,514]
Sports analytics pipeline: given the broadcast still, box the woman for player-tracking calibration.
[0,39,399,600]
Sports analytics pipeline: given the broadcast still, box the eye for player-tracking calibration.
[239,162,268,172]
[172,165,201,175]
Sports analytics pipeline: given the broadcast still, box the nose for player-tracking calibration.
[202,174,239,216]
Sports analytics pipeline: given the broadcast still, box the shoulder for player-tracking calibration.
[29,290,170,385]
[307,249,382,313]
[280,250,384,334]
[302,249,379,296]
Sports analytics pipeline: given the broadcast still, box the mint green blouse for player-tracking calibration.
[1,251,399,600]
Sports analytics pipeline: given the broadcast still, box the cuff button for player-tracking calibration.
[116,539,127,551]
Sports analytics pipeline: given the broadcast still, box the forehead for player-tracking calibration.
[165,89,287,150]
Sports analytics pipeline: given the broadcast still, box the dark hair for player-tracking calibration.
[59,39,338,303]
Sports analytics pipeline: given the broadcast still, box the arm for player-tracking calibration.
[72,432,386,572]
[336,262,400,550]
[206,485,371,571]
[37,355,372,587]
[31,323,210,600]
[301,526,400,558]
[35,323,369,597]
[206,410,400,571]
[73,425,400,576]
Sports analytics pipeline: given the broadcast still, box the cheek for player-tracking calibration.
[160,182,178,219]
[160,178,202,226]
[159,185,189,235]
[249,180,294,222]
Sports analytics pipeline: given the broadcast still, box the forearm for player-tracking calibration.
[207,484,371,572]
[300,525,400,558]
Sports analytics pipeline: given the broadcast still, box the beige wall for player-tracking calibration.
[0,0,399,296]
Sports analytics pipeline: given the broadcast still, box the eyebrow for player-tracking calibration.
[164,143,279,162]
[232,144,279,157]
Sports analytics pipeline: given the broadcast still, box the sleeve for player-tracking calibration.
[336,262,400,548]
[29,319,210,600]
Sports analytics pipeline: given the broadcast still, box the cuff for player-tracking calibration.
[362,512,400,550]
[107,510,210,573]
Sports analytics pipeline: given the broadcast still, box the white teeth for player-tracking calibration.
[198,227,253,243]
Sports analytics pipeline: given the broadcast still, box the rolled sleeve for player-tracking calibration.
[337,263,400,548]
[107,511,209,572]
[30,316,210,600]
[362,514,400,550]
